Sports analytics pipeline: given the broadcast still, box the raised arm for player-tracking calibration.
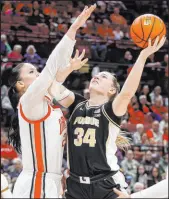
[20,5,96,119]
[112,36,166,116]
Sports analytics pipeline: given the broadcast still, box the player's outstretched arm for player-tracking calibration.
[112,36,166,117]
[48,49,88,108]
[20,5,96,118]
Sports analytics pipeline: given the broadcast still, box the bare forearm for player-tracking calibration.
[66,26,77,41]
[56,64,73,82]
[120,52,147,97]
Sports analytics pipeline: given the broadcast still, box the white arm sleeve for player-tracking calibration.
[131,179,168,198]
[1,174,12,198]
[20,35,76,120]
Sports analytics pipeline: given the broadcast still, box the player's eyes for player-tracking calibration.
[102,75,107,78]
[29,70,34,74]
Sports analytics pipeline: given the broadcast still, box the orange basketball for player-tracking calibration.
[130,14,166,48]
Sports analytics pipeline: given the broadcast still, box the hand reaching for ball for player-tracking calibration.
[140,35,166,59]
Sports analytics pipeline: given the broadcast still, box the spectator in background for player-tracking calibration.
[1,34,12,55]
[113,26,124,40]
[151,98,167,119]
[160,53,168,67]
[147,166,162,187]
[2,1,13,15]
[128,102,145,124]
[120,51,134,64]
[32,0,41,12]
[159,113,168,132]
[1,40,7,57]
[1,132,18,160]
[146,120,163,145]
[136,165,148,188]
[133,124,144,145]
[141,151,155,177]
[27,9,45,26]
[150,86,163,105]
[162,124,168,146]
[159,153,168,176]
[96,19,114,39]
[133,182,144,193]
[24,45,42,65]
[110,6,127,25]
[141,133,150,145]
[7,45,23,61]
[43,1,57,17]
[138,95,151,114]
[82,20,96,36]
[141,85,151,105]
[15,1,33,16]
[121,150,139,187]
[161,54,168,95]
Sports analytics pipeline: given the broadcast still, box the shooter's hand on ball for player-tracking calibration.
[140,36,166,59]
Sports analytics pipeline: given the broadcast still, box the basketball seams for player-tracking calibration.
[142,17,156,48]
[131,26,147,42]
[130,14,166,48]
[151,24,165,43]
[140,17,144,41]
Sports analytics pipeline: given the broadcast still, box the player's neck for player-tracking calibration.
[88,93,108,106]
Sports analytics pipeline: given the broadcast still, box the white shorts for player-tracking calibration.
[13,170,62,198]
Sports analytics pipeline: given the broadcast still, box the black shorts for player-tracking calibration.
[65,172,121,199]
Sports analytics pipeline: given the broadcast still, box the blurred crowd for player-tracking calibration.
[1,0,168,196]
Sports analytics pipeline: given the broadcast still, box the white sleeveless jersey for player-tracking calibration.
[18,103,67,174]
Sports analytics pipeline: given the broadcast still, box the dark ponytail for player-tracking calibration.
[8,63,25,154]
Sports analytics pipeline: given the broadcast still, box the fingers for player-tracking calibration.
[81,58,88,66]
[153,36,160,47]
[148,38,151,47]
[74,49,79,59]
[79,49,85,60]
[156,35,166,50]
[84,4,96,17]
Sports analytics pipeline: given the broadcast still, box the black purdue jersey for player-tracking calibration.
[67,93,122,177]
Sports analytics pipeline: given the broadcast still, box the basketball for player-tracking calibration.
[130,14,166,48]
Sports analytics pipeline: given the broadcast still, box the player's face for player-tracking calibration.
[18,63,39,91]
[89,72,116,97]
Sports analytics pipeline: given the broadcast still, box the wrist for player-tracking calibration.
[139,51,148,61]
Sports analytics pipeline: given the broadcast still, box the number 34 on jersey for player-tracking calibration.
[74,127,96,147]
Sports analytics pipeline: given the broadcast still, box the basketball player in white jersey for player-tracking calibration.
[1,174,12,198]
[113,168,168,198]
[47,34,166,198]
[7,5,96,198]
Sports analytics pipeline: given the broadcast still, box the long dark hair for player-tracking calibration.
[8,63,25,154]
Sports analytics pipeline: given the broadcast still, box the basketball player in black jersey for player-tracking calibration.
[49,32,166,198]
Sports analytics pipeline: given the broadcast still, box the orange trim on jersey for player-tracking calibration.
[52,105,60,109]
[19,104,51,124]
[44,95,51,102]
[34,123,44,198]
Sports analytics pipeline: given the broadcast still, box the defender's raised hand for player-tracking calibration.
[70,49,88,70]
[71,4,96,30]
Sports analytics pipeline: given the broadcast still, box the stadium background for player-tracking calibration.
[1,0,168,196]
